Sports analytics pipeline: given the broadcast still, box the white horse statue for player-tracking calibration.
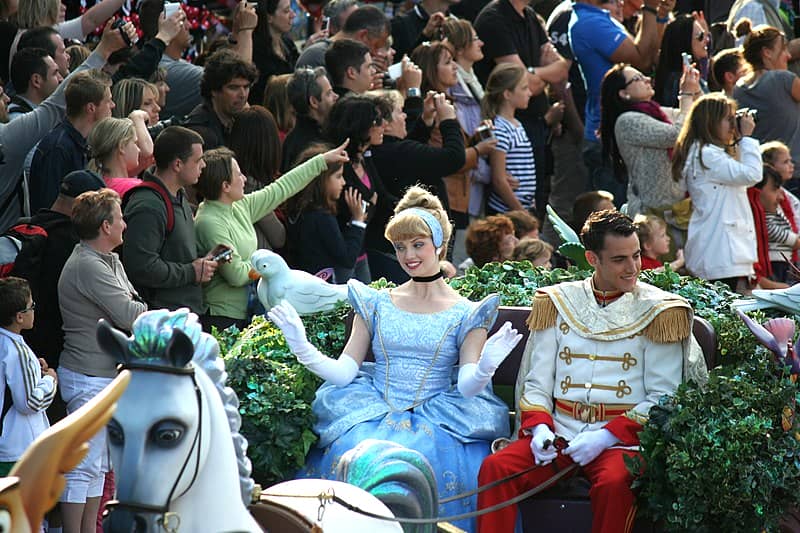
[97,309,404,533]
[97,309,260,533]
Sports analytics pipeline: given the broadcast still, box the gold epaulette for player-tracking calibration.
[526,291,557,331]
[642,306,692,344]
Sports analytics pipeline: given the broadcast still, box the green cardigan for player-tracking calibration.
[195,154,327,319]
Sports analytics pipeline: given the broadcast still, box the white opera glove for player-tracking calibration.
[564,428,618,466]
[457,322,523,397]
[267,300,359,386]
[530,424,558,466]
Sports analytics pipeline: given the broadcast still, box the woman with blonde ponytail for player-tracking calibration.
[268,184,522,533]
[87,115,152,196]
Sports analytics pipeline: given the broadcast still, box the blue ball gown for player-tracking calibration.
[298,280,510,532]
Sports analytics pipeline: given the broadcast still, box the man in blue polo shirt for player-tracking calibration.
[569,0,671,204]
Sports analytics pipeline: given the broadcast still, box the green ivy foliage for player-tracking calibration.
[627,357,800,532]
[215,303,354,486]
[448,261,592,305]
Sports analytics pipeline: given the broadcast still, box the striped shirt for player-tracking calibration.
[488,115,537,213]
[0,328,54,461]
[766,209,798,262]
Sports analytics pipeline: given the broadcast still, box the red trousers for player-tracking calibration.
[477,437,638,533]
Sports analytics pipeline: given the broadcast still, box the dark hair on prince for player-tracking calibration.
[580,210,637,253]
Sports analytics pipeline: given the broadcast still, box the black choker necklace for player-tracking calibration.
[412,270,444,282]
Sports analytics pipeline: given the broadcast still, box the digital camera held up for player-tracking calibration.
[735,107,758,134]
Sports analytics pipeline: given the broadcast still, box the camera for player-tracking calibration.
[111,18,134,47]
[212,248,233,262]
[147,115,186,139]
[475,124,494,142]
[735,107,758,133]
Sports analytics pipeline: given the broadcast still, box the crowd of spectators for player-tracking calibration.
[1,0,800,530]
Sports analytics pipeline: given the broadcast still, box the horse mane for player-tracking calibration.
[128,309,256,505]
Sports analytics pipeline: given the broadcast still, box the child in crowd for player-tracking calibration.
[571,190,615,233]
[709,48,745,98]
[286,145,367,283]
[482,63,536,215]
[634,214,685,272]
[756,166,799,284]
[672,94,761,291]
[762,141,800,236]
[504,209,540,239]
[0,277,57,477]
[511,237,552,268]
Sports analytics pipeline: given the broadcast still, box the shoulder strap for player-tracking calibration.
[123,181,175,234]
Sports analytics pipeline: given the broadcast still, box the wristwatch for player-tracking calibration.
[407,87,421,98]
[527,66,537,76]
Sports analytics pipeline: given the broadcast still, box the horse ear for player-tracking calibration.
[166,329,195,368]
[97,319,132,365]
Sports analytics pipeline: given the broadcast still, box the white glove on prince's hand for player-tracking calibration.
[564,428,619,466]
[267,300,358,387]
[457,322,523,398]
[530,423,557,466]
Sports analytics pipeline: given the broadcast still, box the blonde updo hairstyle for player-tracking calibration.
[385,186,452,260]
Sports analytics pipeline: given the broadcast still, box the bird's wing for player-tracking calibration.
[10,371,130,527]
[546,205,580,244]
[290,279,349,307]
[736,309,783,357]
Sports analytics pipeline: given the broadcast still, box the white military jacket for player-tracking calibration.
[515,278,707,442]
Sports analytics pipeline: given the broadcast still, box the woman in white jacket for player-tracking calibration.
[672,93,761,291]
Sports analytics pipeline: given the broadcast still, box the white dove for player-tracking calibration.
[250,249,349,315]
[747,283,800,314]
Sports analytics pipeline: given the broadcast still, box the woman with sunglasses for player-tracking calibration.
[322,94,390,283]
[654,14,710,107]
[734,25,800,186]
[599,63,700,228]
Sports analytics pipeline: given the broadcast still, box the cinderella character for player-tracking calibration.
[268,185,522,532]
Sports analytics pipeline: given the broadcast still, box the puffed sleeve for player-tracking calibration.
[347,280,380,337]
[457,294,501,346]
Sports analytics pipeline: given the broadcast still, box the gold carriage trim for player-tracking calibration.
[624,409,649,425]
[519,398,551,413]
[527,292,558,331]
[555,399,636,423]
[560,377,633,398]
[558,347,638,370]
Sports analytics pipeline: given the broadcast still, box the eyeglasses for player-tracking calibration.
[695,30,706,42]
[19,302,35,313]
[624,74,648,87]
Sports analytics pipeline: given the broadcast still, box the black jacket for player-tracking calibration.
[183,100,227,150]
[287,208,365,275]
[281,114,324,172]
[367,118,466,255]
[16,209,75,367]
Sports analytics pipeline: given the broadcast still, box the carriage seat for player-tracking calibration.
[348,306,717,533]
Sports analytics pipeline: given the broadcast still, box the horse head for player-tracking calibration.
[99,309,259,533]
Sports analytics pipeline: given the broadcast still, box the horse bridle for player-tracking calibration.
[105,363,204,533]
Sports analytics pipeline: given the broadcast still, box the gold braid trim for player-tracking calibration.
[642,306,692,343]
[526,292,558,331]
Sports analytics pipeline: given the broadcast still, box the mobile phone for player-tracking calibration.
[164,2,181,18]
[247,1,257,7]
[388,62,403,80]
[361,200,369,214]
[322,16,330,33]
[681,52,692,69]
